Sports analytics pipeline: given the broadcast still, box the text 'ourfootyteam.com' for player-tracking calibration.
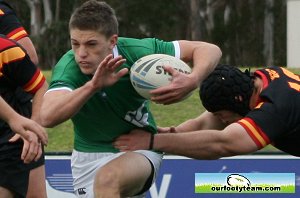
[211,185,281,193]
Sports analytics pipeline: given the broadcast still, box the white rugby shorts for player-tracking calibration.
[71,150,163,198]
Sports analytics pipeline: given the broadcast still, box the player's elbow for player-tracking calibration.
[40,116,54,128]
[40,110,57,128]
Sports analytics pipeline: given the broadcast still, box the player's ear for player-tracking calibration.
[108,34,118,50]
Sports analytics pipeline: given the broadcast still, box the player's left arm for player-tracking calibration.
[179,40,222,85]
[151,41,221,104]
[114,122,258,159]
[153,123,259,159]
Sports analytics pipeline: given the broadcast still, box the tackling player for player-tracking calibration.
[114,64,300,158]
[0,1,47,197]
[0,35,47,197]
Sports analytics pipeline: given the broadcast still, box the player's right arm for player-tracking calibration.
[40,55,127,127]
[41,84,98,127]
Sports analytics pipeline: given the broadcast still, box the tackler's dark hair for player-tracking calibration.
[199,64,254,116]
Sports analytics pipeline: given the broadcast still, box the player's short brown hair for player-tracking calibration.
[69,0,118,38]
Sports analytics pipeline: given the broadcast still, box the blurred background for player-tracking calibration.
[9,0,287,69]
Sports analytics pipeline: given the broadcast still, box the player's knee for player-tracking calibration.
[94,166,120,189]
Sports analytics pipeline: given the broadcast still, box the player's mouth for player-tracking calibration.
[79,61,91,68]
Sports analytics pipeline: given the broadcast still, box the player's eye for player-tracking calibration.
[71,43,79,47]
[87,42,97,47]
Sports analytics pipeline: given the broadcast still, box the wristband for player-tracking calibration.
[149,134,154,150]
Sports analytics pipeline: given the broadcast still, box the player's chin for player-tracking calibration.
[79,66,95,75]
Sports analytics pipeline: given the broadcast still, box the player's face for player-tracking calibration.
[70,29,117,75]
[213,110,243,125]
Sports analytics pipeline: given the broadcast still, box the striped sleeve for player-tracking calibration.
[23,69,46,94]
[0,45,26,73]
[6,26,28,41]
[0,37,46,94]
[0,4,28,41]
[238,117,270,148]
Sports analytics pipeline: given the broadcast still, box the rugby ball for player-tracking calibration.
[227,174,251,187]
[130,54,192,99]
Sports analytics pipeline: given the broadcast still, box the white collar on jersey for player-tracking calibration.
[113,45,119,58]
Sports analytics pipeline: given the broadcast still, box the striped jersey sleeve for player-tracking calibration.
[0,2,28,41]
[238,117,270,149]
[0,36,45,94]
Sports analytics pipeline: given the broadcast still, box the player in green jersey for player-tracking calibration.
[40,0,222,197]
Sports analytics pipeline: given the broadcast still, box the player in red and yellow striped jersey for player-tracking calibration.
[0,1,47,197]
[115,64,300,159]
[0,35,48,197]
[0,1,38,65]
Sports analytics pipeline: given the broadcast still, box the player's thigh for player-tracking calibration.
[27,165,47,198]
[95,152,151,194]
[0,186,14,198]
[107,151,152,180]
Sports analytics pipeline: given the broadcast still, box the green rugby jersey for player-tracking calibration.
[49,37,179,152]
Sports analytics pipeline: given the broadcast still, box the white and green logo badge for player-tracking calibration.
[195,173,295,194]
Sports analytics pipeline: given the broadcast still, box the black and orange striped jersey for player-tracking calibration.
[0,36,45,95]
[0,35,45,145]
[0,1,28,41]
[238,66,300,156]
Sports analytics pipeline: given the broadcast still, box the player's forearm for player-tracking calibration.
[153,130,228,160]
[175,118,202,133]
[31,82,48,123]
[40,81,98,127]
[190,42,222,84]
[0,97,19,123]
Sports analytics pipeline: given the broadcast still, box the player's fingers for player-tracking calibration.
[149,86,171,98]
[112,58,126,70]
[98,54,113,69]
[151,91,181,104]
[8,134,21,142]
[34,143,42,161]
[115,68,128,78]
[24,141,38,164]
[30,123,48,146]
[23,133,39,163]
[157,127,168,133]
[113,139,125,147]
[21,140,30,162]
[163,65,177,76]
[107,55,124,66]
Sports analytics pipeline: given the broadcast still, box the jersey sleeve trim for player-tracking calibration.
[23,69,46,94]
[254,70,269,89]
[46,87,73,94]
[172,41,180,59]
[7,27,28,41]
[238,117,270,148]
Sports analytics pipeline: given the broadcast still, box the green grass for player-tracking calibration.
[42,68,300,153]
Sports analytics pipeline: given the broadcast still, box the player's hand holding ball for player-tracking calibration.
[130,54,193,104]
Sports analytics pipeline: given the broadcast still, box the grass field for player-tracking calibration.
[42,68,294,153]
